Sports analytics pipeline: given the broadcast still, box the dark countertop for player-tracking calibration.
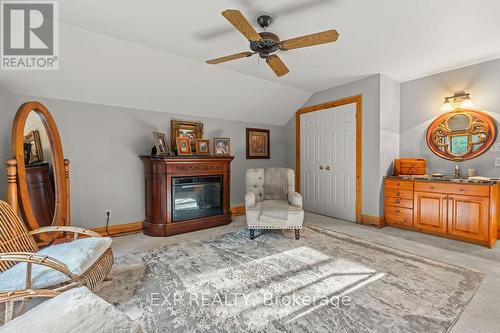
[384,175,498,185]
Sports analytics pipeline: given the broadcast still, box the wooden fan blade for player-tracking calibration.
[206,52,254,64]
[266,55,289,77]
[280,29,339,51]
[221,9,262,42]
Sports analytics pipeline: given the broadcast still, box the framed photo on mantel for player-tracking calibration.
[152,132,170,156]
[196,139,210,155]
[246,128,270,159]
[176,136,192,156]
[213,138,231,156]
[171,120,203,153]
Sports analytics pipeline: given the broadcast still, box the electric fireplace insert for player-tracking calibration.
[171,175,223,222]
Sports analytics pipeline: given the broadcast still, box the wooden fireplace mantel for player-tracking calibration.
[140,155,234,237]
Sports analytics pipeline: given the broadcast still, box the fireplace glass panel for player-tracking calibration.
[172,176,222,222]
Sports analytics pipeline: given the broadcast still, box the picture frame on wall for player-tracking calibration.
[195,139,210,155]
[213,138,231,156]
[176,136,192,156]
[152,132,170,156]
[24,130,44,164]
[246,128,270,159]
[171,120,203,153]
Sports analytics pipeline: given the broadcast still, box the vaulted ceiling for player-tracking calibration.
[1,0,500,125]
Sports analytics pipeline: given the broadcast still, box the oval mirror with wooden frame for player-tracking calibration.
[10,101,70,242]
[426,109,497,161]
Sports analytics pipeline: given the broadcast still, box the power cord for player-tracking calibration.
[105,211,113,237]
[104,211,141,237]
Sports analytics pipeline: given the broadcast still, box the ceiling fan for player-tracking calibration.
[206,9,339,77]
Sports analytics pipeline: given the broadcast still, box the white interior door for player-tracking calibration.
[323,104,357,221]
[300,110,325,214]
[300,103,357,221]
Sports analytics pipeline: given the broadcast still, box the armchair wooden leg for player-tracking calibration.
[249,229,255,240]
[295,229,300,240]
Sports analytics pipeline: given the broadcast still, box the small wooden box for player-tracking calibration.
[394,158,426,176]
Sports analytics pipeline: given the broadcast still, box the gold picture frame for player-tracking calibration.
[171,120,203,153]
[195,139,210,155]
[176,136,192,156]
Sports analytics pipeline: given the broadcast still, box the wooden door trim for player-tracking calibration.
[295,95,362,222]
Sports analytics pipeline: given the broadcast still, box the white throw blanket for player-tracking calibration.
[1,287,143,333]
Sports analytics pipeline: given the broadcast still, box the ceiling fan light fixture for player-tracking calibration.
[440,98,454,112]
[460,96,476,109]
[440,91,476,112]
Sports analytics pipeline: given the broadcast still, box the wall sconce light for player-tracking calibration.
[440,90,476,112]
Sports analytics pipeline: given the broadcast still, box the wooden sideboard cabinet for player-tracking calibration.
[384,178,499,248]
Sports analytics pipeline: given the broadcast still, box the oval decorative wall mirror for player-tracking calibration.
[426,109,497,161]
[10,101,69,240]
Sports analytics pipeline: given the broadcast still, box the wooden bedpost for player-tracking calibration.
[6,159,18,216]
[64,159,71,226]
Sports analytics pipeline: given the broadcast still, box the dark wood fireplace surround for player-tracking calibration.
[140,156,234,237]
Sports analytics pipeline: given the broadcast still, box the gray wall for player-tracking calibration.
[285,75,384,217]
[400,58,500,178]
[379,75,401,211]
[0,92,286,228]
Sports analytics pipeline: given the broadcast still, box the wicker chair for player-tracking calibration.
[0,200,113,322]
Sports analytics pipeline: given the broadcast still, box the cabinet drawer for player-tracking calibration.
[385,189,413,200]
[385,179,413,190]
[385,206,413,227]
[385,197,413,209]
[398,167,427,175]
[414,182,490,197]
[394,159,426,176]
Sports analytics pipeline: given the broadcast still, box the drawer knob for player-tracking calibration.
[395,209,400,213]
[396,192,400,196]
[395,199,401,204]
[430,186,434,189]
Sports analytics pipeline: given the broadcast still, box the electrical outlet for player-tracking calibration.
[495,158,500,167]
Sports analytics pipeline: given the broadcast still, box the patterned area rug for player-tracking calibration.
[95,226,484,333]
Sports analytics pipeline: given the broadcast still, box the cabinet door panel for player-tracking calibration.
[448,194,489,242]
[414,192,447,234]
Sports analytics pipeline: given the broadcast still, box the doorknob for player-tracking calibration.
[319,165,324,170]
[326,166,331,171]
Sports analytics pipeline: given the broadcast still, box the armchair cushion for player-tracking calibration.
[1,287,143,333]
[0,237,112,292]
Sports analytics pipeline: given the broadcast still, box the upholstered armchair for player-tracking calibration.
[245,168,304,240]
